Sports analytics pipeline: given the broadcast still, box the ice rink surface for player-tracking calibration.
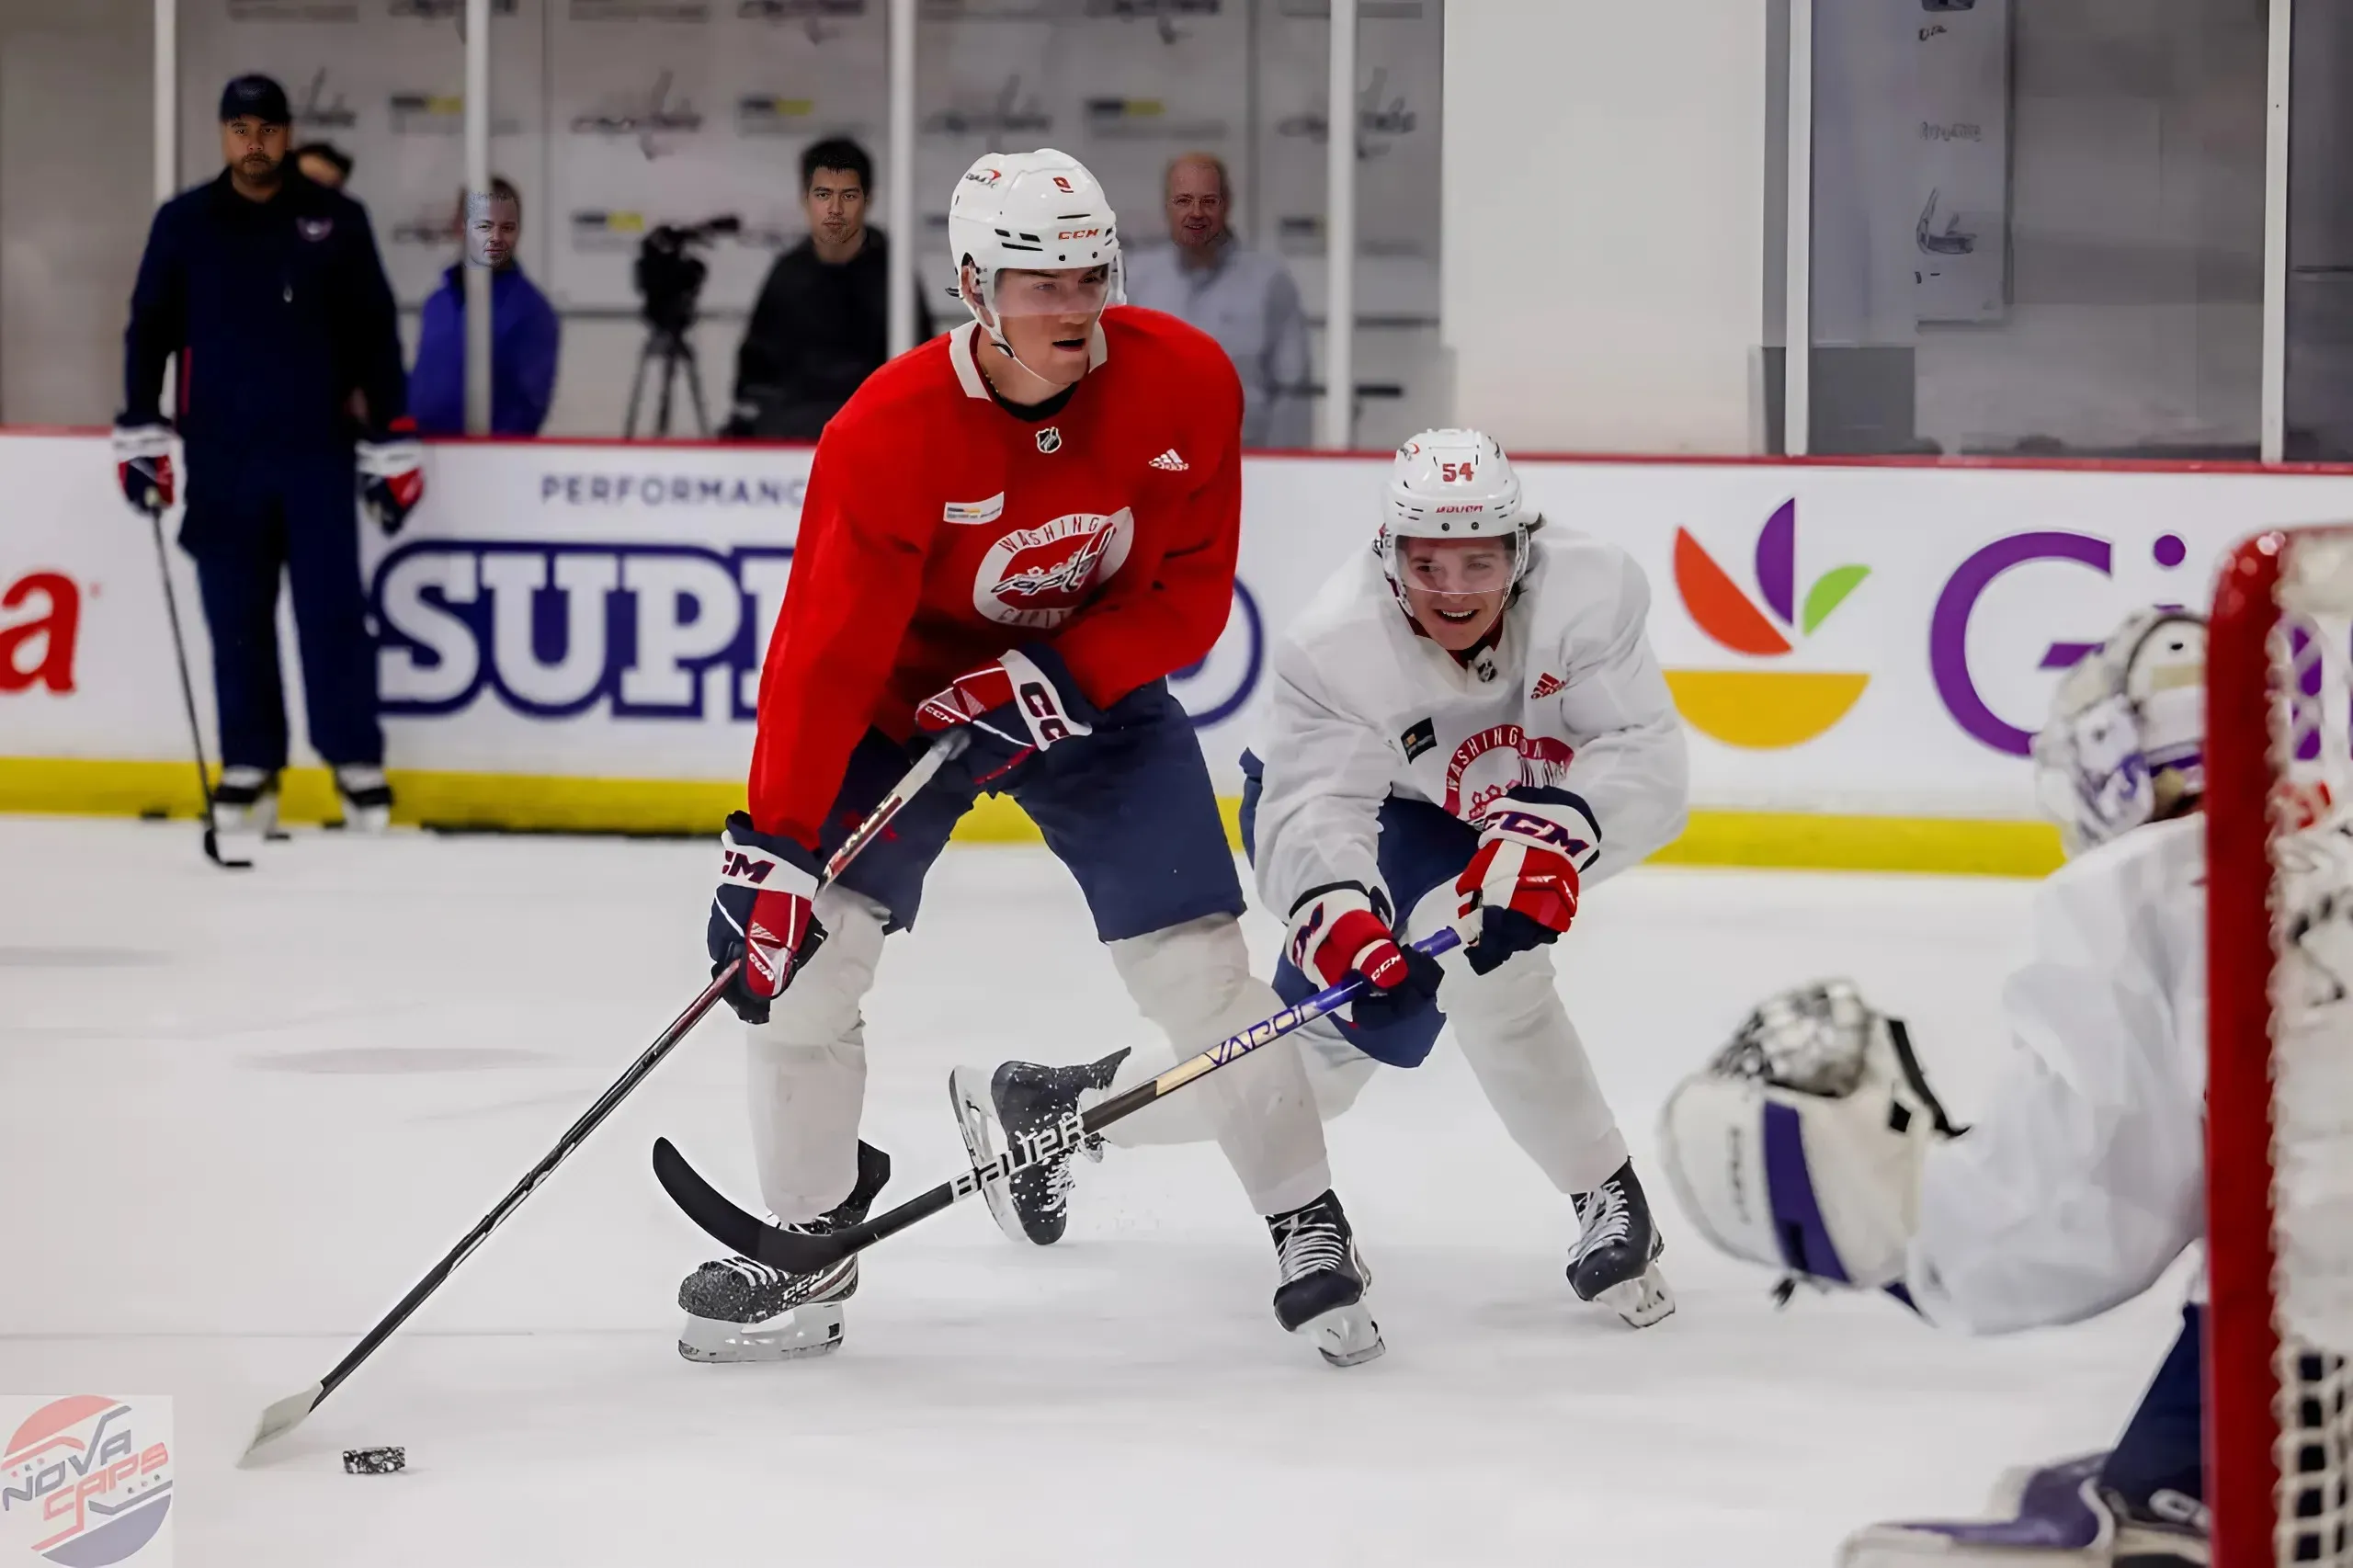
[1,818,2189,1566]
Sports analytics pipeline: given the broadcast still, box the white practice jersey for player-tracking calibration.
[1249,528,1690,922]
[1905,814,2208,1335]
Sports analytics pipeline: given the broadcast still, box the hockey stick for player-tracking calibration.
[144,510,249,870]
[238,733,966,1463]
[652,926,1465,1274]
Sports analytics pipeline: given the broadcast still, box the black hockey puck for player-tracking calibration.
[342,1447,405,1475]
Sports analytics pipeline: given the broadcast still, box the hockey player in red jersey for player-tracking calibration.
[682,150,1372,1369]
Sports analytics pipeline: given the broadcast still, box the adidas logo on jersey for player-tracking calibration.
[1148,449,1188,472]
[1531,672,1565,699]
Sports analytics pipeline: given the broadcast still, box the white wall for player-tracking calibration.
[0,0,154,426]
[1439,1,1768,454]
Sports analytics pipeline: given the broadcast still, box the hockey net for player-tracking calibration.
[2210,528,2353,1568]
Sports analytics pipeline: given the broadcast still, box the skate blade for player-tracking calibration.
[1592,1263,1677,1329]
[947,1065,1029,1247]
[677,1301,846,1364]
[1301,1301,1385,1369]
[341,805,392,835]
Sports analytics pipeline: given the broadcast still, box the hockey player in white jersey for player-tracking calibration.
[955,429,1690,1334]
[1655,608,2214,1566]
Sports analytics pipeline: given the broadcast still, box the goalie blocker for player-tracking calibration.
[1654,980,1961,1299]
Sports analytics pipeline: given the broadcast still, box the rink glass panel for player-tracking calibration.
[1802,0,2264,460]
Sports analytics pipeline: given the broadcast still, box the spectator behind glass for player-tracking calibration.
[408,176,561,436]
[293,142,352,190]
[722,136,933,439]
[1122,152,1311,449]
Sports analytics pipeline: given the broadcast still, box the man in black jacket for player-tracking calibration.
[722,137,932,439]
[112,74,422,841]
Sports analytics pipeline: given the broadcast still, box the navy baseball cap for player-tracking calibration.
[220,74,291,125]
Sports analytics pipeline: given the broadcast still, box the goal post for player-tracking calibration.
[2206,527,2353,1568]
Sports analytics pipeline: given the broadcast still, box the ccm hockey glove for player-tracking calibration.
[1286,882,1444,1032]
[707,812,828,1026]
[1455,792,1598,975]
[915,645,1097,777]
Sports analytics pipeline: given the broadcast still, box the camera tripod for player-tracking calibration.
[623,322,710,438]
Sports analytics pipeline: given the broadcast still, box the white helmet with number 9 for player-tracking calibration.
[948,149,1123,354]
[1377,428,1536,608]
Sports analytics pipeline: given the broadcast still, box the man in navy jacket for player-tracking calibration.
[408,177,561,436]
[113,74,423,838]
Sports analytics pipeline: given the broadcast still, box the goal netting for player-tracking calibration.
[2209,528,2353,1568]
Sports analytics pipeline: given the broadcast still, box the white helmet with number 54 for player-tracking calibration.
[948,150,1123,349]
[1378,428,1536,606]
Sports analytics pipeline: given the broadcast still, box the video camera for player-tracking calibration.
[634,214,741,337]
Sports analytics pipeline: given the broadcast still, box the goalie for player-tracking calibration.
[1655,608,2213,1566]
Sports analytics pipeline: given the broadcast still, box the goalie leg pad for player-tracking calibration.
[1836,1453,2207,1568]
[747,886,888,1223]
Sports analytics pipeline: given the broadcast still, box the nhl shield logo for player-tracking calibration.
[1036,426,1063,454]
[298,216,335,242]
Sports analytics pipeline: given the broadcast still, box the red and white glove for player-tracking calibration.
[112,423,176,517]
[1453,796,1597,975]
[357,417,426,536]
[915,646,1096,773]
[707,812,827,1025]
[1286,882,1442,1030]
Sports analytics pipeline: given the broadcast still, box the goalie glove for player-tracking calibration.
[1285,882,1444,1033]
[915,645,1097,777]
[1654,980,1962,1295]
[112,422,176,517]
[356,417,426,537]
[1453,790,1597,975]
[706,812,829,1026]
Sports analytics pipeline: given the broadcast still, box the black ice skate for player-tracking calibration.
[676,1141,890,1364]
[211,766,281,847]
[334,765,394,835]
[949,1048,1129,1245]
[1568,1159,1676,1328]
[1267,1189,1384,1368]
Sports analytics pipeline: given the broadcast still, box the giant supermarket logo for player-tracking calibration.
[369,540,1262,727]
[1665,499,1870,748]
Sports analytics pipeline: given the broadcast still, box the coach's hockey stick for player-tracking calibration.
[238,733,966,1464]
[652,926,1465,1274]
[145,511,250,869]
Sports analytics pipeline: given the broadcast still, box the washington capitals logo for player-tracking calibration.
[994,529,1115,600]
[972,510,1134,630]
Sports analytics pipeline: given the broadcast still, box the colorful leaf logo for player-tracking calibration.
[1674,499,1869,655]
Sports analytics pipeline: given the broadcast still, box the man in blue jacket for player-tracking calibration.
[409,176,561,436]
[112,74,423,840]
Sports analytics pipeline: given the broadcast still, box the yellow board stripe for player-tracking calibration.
[0,756,2062,877]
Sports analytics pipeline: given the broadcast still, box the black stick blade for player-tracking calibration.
[650,1137,850,1273]
[203,826,254,870]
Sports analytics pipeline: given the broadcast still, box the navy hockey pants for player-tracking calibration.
[1239,750,1472,1069]
[179,446,381,772]
[2100,1304,2205,1510]
[813,678,1244,942]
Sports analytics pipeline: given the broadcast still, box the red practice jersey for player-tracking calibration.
[749,307,1246,845]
